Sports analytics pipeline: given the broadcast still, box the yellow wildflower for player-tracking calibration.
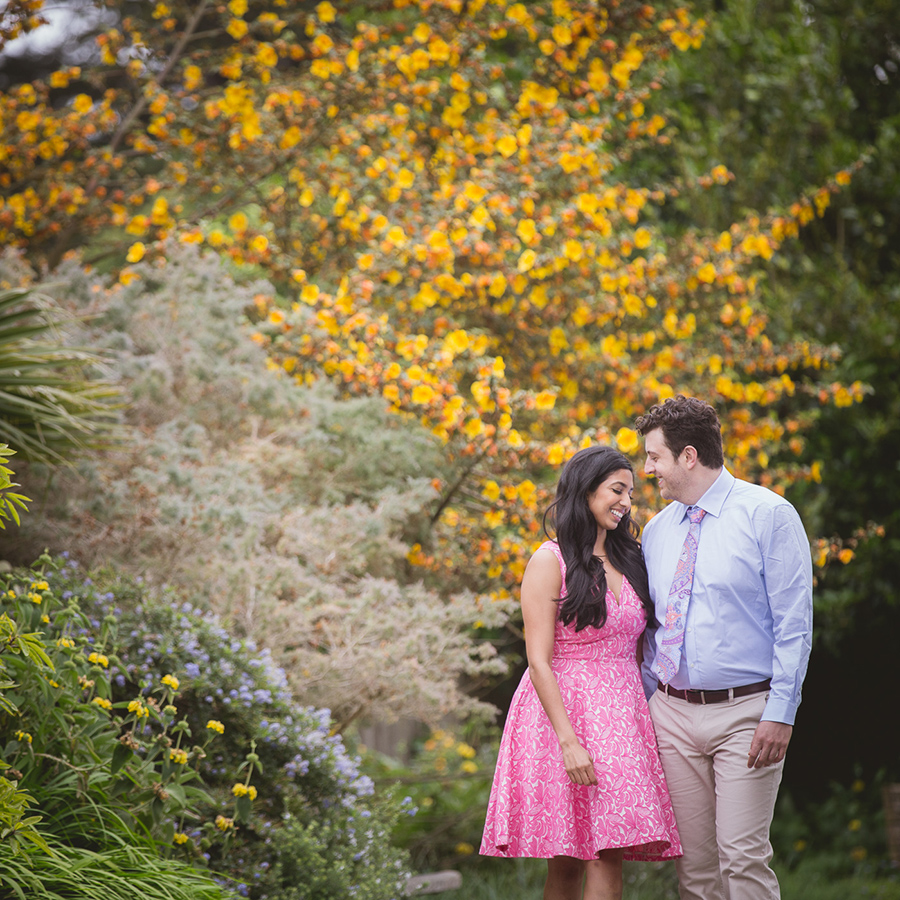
[207,720,225,734]
[215,815,235,832]
[128,699,149,718]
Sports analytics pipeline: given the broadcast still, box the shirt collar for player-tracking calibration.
[676,467,734,522]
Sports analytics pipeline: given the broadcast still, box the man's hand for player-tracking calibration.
[748,721,793,769]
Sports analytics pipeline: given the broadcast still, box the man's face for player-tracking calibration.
[643,428,689,502]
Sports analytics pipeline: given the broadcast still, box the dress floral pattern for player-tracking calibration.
[480,540,682,861]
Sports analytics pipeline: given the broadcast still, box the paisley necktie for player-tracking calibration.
[655,506,706,684]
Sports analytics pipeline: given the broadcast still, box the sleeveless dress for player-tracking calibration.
[480,540,682,861]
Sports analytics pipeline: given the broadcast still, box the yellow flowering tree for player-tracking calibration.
[1,0,859,595]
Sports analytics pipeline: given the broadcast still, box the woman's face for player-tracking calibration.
[587,467,634,531]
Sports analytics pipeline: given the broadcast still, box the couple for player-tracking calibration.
[480,396,813,900]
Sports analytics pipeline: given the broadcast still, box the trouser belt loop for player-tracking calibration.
[728,687,734,702]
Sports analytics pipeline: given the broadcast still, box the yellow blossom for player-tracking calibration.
[215,815,235,832]
[697,262,716,284]
[92,697,113,710]
[496,134,518,158]
[315,1,336,22]
[207,720,225,734]
[72,93,93,114]
[547,444,566,465]
[174,832,190,844]
[412,384,435,404]
[616,427,640,454]
[88,652,109,668]
[226,18,248,39]
[534,391,556,410]
[161,674,180,691]
[464,418,483,438]
[128,699,150,718]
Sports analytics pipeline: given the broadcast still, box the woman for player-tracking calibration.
[480,446,681,900]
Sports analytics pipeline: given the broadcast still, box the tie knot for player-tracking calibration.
[688,506,706,524]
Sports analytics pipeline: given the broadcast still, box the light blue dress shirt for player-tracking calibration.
[640,468,813,725]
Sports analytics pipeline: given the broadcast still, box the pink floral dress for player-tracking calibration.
[480,541,681,861]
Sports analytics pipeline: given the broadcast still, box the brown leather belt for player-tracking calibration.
[656,679,771,705]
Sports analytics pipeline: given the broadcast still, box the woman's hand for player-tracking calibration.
[561,738,597,785]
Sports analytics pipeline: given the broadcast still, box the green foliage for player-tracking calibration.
[364,726,498,871]
[774,860,900,900]
[0,553,412,899]
[0,559,240,900]
[0,774,52,857]
[0,839,230,900]
[0,286,119,464]
[772,772,894,879]
[644,0,900,793]
[0,445,29,532]
[248,795,410,900]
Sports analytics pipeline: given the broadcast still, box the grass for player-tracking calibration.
[455,856,900,899]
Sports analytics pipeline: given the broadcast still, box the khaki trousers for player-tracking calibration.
[649,689,784,900]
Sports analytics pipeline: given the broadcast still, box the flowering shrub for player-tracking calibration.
[6,246,512,732]
[0,554,411,899]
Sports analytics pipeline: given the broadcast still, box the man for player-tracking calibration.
[634,395,812,900]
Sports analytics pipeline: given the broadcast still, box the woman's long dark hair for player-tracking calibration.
[542,445,652,631]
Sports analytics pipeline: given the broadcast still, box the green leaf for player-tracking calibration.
[110,742,133,775]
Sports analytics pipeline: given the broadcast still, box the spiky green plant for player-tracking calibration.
[0,287,119,464]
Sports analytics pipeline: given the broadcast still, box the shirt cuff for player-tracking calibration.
[761,696,798,726]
